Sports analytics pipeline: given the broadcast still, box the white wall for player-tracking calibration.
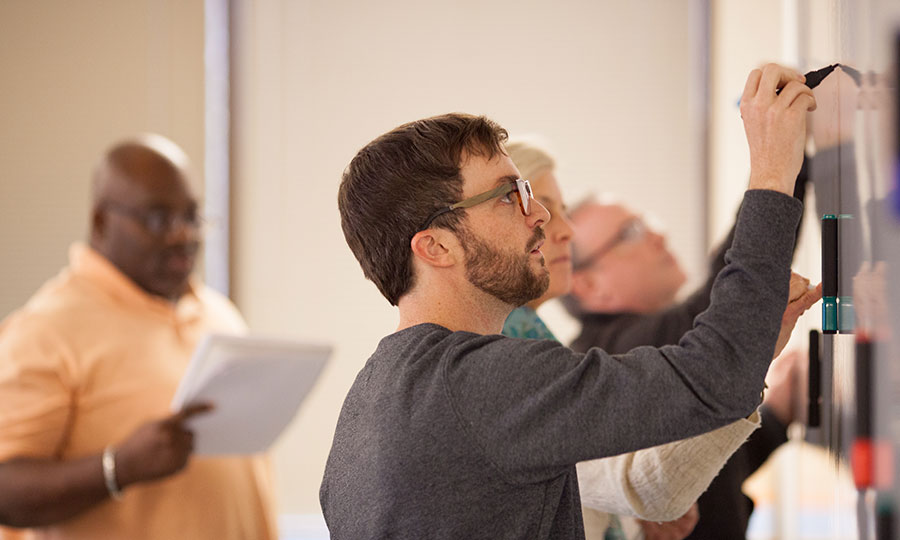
[708,0,785,244]
[0,0,206,317]
[232,0,705,514]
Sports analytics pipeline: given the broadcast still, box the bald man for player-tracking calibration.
[0,135,276,539]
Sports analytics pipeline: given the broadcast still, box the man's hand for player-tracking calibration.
[741,63,817,195]
[0,403,213,528]
[638,503,699,540]
[773,272,822,359]
[114,403,212,488]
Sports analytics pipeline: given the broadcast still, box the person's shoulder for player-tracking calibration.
[0,273,79,360]
[383,323,573,357]
[1,267,94,333]
[380,324,512,356]
[450,326,573,366]
[192,283,236,308]
[570,312,624,341]
[378,323,455,351]
[192,284,248,332]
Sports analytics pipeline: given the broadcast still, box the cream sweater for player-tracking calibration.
[578,410,760,536]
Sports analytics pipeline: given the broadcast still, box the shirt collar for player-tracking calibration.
[68,242,201,321]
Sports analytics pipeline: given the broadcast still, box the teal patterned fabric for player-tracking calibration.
[603,514,627,540]
[502,306,558,341]
[502,307,627,540]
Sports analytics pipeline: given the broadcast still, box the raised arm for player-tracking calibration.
[575,271,819,519]
[443,65,818,481]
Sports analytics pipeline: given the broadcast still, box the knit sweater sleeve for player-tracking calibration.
[576,411,760,521]
[441,190,802,484]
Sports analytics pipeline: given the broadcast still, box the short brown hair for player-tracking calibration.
[338,113,509,305]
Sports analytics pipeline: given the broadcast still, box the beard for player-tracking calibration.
[457,224,549,307]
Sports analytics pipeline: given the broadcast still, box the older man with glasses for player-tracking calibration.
[0,134,276,540]
[563,183,811,540]
[566,203,690,327]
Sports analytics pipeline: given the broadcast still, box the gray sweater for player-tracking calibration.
[320,190,802,539]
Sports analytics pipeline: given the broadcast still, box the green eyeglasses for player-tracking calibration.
[418,178,534,231]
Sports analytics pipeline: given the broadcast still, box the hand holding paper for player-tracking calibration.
[171,334,331,455]
[116,404,212,487]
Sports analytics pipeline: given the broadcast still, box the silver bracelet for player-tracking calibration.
[101,445,124,501]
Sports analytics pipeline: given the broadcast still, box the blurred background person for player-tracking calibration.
[0,135,276,540]
[562,195,807,540]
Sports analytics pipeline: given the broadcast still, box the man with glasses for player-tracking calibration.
[0,135,276,539]
[567,207,686,318]
[562,183,811,540]
[322,63,821,540]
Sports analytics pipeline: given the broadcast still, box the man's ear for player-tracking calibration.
[410,229,457,268]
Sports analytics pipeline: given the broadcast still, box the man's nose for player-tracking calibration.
[648,230,666,248]
[527,200,551,229]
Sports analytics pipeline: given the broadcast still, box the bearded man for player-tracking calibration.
[321,64,819,540]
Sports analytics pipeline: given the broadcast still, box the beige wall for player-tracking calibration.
[708,0,786,245]
[232,0,705,514]
[0,0,206,317]
[0,0,713,519]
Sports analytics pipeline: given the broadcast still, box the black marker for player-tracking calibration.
[738,63,861,106]
[776,63,859,93]
[800,64,838,90]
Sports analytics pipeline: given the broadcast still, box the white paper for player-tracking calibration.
[170,333,331,455]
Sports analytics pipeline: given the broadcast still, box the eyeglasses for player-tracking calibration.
[418,178,534,231]
[573,217,647,271]
[105,202,204,236]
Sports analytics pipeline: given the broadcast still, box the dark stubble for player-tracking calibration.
[457,224,549,307]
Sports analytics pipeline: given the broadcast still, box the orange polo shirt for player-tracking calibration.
[0,244,276,540]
